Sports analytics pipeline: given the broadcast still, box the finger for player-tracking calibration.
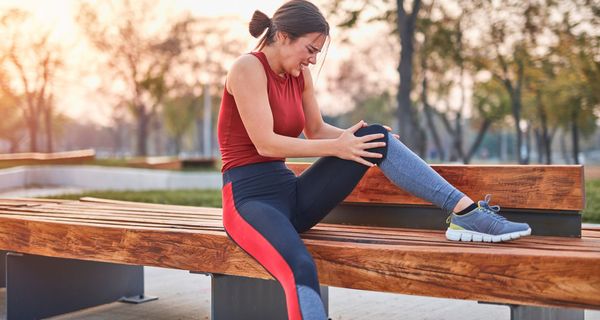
[359,133,385,142]
[354,157,374,167]
[360,151,383,158]
[363,141,386,149]
[348,120,365,133]
[383,125,392,132]
[393,134,400,140]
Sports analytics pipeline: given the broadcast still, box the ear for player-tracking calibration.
[276,31,290,43]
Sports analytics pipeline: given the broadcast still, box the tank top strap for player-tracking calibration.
[249,51,288,84]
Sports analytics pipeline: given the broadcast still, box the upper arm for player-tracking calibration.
[228,55,274,150]
[301,68,326,138]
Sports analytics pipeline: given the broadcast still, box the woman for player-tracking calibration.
[218,1,531,319]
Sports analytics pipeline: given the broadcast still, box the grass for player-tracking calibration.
[583,180,600,224]
[45,189,223,208]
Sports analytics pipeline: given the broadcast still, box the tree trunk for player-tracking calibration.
[396,0,422,155]
[524,122,531,164]
[534,128,544,164]
[571,108,580,165]
[420,59,444,161]
[44,104,53,153]
[535,90,551,164]
[27,114,38,152]
[560,128,570,164]
[454,115,465,162]
[464,119,492,164]
[511,93,524,164]
[136,104,149,156]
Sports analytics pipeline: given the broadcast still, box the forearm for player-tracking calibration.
[257,133,339,158]
[305,122,344,139]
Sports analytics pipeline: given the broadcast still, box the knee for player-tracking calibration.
[355,124,389,163]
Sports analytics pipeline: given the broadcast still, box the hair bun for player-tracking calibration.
[249,10,272,38]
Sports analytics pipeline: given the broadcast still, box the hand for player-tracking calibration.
[335,120,387,167]
[382,125,400,140]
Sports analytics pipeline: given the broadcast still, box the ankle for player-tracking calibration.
[453,196,475,213]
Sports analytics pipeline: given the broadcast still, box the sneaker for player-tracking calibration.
[445,194,531,242]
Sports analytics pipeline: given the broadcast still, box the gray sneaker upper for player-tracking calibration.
[449,195,530,235]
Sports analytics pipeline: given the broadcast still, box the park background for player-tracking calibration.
[0,0,599,221]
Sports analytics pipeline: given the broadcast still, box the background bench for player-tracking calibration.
[0,163,596,320]
[0,149,95,166]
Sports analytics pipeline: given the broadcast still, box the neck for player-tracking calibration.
[260,46,286,76]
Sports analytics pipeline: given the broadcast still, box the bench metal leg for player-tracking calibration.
[211,273,329,320]
[0,251,6,288]
[510,305,584,320]
[5,252,156,320]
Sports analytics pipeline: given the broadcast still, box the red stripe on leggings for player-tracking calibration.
[222,182,302,320]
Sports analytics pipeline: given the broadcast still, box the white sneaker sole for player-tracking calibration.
[445,228,532,242]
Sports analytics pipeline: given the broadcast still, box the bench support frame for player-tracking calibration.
[510,305,584,320]
[0,250,6,288]
[5,252,155,320]
[211,273,328,320]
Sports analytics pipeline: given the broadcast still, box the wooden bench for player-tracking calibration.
[128,157,217,170]
[0,149,95,166]
[0,163,597,320]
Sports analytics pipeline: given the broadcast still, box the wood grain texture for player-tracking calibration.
[286,163,585,211]
[0,198,598,310]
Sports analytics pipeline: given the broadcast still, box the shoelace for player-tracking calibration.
[478,194,507,223]
[446,194,506,224]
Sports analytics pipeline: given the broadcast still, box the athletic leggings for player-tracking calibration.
[222,125,465,320]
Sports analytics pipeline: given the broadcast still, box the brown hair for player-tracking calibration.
[249,0,330,50]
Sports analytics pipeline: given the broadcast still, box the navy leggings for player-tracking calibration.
[222,125,388,320]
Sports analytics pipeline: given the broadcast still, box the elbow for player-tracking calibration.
[303,126,320,139]
[255,144,279,158]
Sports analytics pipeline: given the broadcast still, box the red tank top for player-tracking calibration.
[218,51,306,172]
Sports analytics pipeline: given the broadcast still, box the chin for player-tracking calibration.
[290,69,301,77]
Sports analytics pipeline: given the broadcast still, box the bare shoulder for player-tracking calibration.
[227,54,266,94]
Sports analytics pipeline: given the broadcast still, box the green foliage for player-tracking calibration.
[346,91,395,126]
[583,180,600,223]
[472,79,511,123]
[162,93,197,152]
[45,189,223,208]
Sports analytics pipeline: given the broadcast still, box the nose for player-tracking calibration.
[308,55,317,65]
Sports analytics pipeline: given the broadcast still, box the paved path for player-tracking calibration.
[0,266,597,320]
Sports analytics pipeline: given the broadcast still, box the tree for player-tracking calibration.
[466,79,511,163]
[77,0,196,156]
[162,93,197,155]
[545,28,599,164]
[329,0,425,155]
[0,9,63,152]
[0,91,24,152]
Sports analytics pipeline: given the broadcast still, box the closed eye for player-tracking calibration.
[306,45,320,55]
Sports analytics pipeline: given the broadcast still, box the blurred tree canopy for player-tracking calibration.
[327,0,599,164]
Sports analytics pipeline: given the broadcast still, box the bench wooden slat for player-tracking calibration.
[287,163,585,211]
[0,211,598,310]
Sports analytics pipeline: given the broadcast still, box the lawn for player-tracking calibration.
[583,180,600,224]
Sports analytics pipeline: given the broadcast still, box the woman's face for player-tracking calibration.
[279,32,326,77]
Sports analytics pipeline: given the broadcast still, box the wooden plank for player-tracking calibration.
[0,149,95,164]
[0,216,598,310]
[287,163,585,211]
